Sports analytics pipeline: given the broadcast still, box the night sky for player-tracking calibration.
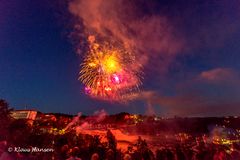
[1,0,240,116]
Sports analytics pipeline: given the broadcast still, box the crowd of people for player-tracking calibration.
[1,128,240,160]
[1,100,240,159]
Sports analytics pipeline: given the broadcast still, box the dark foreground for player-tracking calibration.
[1,100,240,159]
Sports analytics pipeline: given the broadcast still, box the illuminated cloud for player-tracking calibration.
[138,68,240,117]
[200,68,239,82]
[140,90,240,117]
[68,0,184,69]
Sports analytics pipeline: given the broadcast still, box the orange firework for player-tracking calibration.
[79,36,141,101]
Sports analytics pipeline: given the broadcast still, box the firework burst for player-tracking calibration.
[79,36,142,101]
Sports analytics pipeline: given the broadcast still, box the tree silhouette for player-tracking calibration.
[133,136,154,160]
[0,99,13,140]
[106,130,117,151]
[8,119,32,146]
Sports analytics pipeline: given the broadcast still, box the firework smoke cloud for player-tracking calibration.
[68,0,184,101]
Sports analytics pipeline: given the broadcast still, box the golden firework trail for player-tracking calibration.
[79,36,142,101]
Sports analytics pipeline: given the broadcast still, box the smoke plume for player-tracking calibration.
[68,0,184,69]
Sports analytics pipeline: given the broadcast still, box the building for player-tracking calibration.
[11,110,38,121]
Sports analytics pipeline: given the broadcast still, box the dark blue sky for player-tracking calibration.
[1,0,240,116]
